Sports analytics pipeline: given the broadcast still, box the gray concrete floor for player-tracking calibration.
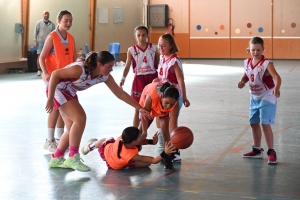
[0,59,299,200]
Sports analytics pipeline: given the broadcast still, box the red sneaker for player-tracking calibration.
[243,147,264,158]
[267,149,277,164]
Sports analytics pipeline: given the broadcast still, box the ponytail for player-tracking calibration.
[84,51,115,75]
[117,140,123,159]
[116,126,140,159]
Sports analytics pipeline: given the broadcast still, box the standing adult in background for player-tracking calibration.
[39,10,77,152]
[33,10,55,76]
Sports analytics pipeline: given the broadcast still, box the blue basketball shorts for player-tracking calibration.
[249,99,277,125]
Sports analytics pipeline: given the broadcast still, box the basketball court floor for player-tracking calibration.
[0,59,299,199]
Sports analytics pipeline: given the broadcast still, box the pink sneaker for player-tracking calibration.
[267,149,277,164]
[243,147,264,158]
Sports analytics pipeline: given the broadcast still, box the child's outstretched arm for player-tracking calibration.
[139,131,158,145]
[140,94,153,141]
[130,141,176,164]
[238,73,249,88]
[173,62,190,107]
[105,75,153,120]
[119,49,132,88]
[267,62,281,98]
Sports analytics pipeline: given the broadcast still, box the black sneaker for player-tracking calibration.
[164,156,174,170]
[171,149,181,163]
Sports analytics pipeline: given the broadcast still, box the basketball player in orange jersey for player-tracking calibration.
[39,10,77,152]
[138,82,179,170]
[81,126,175,170]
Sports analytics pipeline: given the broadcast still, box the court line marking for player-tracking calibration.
[140,126,293,189]
[190,126,249,189]
[289,64,299,72]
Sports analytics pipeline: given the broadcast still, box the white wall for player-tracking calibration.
[29,0,89,54]
[0,0,144,63]
[0,0,22,62]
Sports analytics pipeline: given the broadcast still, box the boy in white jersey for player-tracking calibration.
[238,37,281,164]
[46,51,151,172]
[119,26,159,127]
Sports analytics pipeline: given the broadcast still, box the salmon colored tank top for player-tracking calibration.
[139,82,176,117]
[45,31,75,75]
[104,136,139,170]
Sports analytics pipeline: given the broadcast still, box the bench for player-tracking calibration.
[7,68,28,74]
[0,59,28,74]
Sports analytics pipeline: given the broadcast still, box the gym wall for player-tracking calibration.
[149,0,300,59]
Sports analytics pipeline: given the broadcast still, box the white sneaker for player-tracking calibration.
[55,138,60,146]
[157,132,164,149]
[44,139,57,152]
[37,70,41,76]
[81,138,98,155]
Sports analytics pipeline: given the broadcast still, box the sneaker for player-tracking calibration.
[267,149,277,164]
[48,155,70,168]
[63,154,90,172]
[172,149,181,163]
[37,69,41,76]
[157,132,164,149]
[81,138,98,155]
[44,139,57,153]
[164,156,174,170]
[55,138,60,146]
[242,147,264,158]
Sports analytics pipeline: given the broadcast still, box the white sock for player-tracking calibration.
[56,128,64,139]
[254,146,261,150]
[47,128,55,141]
[157,128,162,133]
[89,142,96,150]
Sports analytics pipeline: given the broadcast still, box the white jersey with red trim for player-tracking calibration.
[56,61,108,97]
[244,57,275,102]
[128,43,157,75]
[158,54,183,96]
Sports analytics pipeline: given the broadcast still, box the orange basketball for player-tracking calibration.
[170,126,194,149]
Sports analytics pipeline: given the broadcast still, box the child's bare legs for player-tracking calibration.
[60,100,86,148]
[250,123,262,147]
[169,103,180,133]
[47,108,64,142]
[133,108,140,127]
[261,124,274,149]
[47,108,59,140]
[95,138,106,148]
[54,100,86,158]
[53,100,90,171]
[160,117,173,169]
[160,117,170,142]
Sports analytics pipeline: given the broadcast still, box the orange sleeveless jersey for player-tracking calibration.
[104,136,139,170]
[139,82,176,117]
[45,31,75,75]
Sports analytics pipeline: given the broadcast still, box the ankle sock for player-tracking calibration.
[253,146,261,150]
[47,128,55,141]
[56,128,64,140]
[69,146,79,157]
[89,142,96,150]
[53,148,65,158]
